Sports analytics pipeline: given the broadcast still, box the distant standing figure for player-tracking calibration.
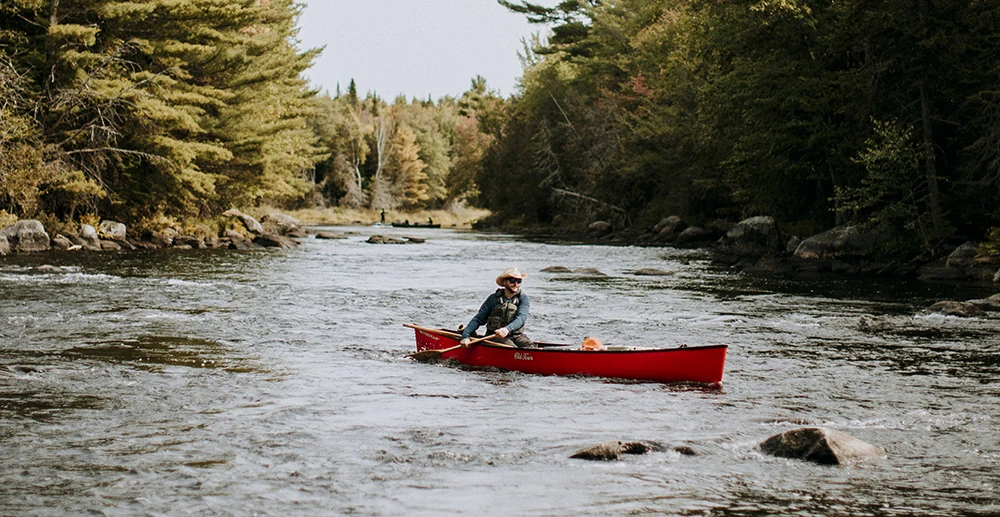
[381,210,386,224]
[460,267,535,348]
[428,217,433,225]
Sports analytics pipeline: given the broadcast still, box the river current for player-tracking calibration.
[1,226,998,516]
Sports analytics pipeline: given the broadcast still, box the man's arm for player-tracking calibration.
[460,294,497,340]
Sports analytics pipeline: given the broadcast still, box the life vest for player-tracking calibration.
[486,288,524,336]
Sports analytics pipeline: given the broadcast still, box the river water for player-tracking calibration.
[1,227,998,516]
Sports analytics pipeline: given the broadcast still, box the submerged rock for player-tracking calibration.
[634,268,673,276]
[570,440,665,461]
[541,266,573,273]
[366,235,411,244]
[759,427,885,465]
[927,301,986,318]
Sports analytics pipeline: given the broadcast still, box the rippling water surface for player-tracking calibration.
[1,227,998,516]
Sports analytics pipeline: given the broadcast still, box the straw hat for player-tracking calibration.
[495,267,527,286]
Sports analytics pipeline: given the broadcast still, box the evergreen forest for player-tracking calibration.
[3,0,1000,255]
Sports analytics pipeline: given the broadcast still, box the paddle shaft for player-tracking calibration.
[402,323,513,345]
[427,333,497,356]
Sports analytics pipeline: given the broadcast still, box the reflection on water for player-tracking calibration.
[1,227,998,516]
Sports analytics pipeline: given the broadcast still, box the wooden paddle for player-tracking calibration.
[406,332,499,362]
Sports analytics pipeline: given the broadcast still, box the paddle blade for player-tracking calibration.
[407,349,448,362]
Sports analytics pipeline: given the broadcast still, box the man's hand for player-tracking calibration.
[495,327,510,338]
[459,338,471,347]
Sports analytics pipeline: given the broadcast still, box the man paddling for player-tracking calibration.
[459,267,535,349]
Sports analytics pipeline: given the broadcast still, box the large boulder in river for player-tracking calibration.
[714,216,784,264]
[793,226,880,262]
[0,234,9,255]
[759,427,885,465]
[261,213,304,237]
[0,219,50,252]
[223,208,264,235]
[98,220,127,241]
[79,224,102,250]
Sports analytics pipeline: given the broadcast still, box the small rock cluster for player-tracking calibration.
[571,427,885,466]
[0,210,309,255]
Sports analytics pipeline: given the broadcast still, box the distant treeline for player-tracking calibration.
[4,0,1000,254]
[0,0,498,231]
[486,0,1000,254]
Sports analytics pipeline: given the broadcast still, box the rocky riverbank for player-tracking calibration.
[0,210,305,255]
[517,215,1000,285]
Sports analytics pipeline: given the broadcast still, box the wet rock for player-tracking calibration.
[403,236,426,244]
[541,266,573,273]
[966,294,1000,312]
[652,216,687,243]
[570,440,665,461]
[793,225,879,263]
[759,427,885,465]
[254,233,299,248]
[0,234,8,255]
[224,230,256,250]
[314,232,346,240]
[79,224,101,251]
[633,268,673,276]
[675,226,720,248]
[113,239,136,250]
[129,239,160,250]
[917,257,967,280]
[99,240,121,251]
[746,256,797,274]
[223,208,264,235]
[573,267,606,276]
[98,220,127,241]
[366,235,408,244]
[945,241,978,269]
[35,264,67,273]
[173,235,205,249]
[927,301,986,318]
[1,219,51,252]
[672,445,701,456]
[141,228,177,248]
[261,213,302,236]
[585,221,613,238]
[714,216,784,265]
[51,234,73,250]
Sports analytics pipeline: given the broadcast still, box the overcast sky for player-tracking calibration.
[295,0,554,100]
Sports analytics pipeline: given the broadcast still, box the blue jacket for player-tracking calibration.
[460,289,530,340]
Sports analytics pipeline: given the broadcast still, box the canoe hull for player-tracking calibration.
[412,328,726,384]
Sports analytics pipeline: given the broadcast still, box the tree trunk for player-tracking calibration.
[918,80,944,235]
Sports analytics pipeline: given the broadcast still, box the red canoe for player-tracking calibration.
[407,325,727,385]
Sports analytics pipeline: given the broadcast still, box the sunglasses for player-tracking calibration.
[507,278,522,284]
